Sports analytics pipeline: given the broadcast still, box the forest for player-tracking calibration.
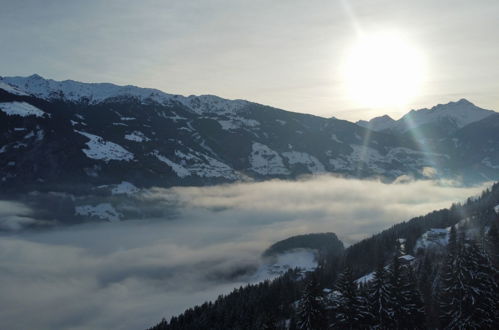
[149,183,499,329]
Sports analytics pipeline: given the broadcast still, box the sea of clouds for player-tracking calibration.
[0,176,490,330]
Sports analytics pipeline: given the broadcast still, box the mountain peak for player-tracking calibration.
[28,73,44,80]
[356,114,395,131]
[456,98,473,105]
[399,99,494,132]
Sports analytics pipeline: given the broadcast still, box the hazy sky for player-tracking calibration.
[1,0,498,121]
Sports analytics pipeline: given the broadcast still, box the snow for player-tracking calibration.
[399,255,415,261]
[355,272,375,285]
[121,117,135,121]
[36,129,44,141]
[76,130,134,162]
[355,254,415,286]
[218,117,260,131]
[111,181,139,196]
[494,204,499,214]
[0,145,7,153]
[24,131,35,139]
[12,142,27,148]
[154,149,237,179]
[357,99,494,133]
[178,95,249,115]
[328,145,445,176]
[251,249,318,283]
[282,151,325,173]
[174,149,237,179]
[154,152,191,178]
[414,228,450,250]
[124,131,150,142]
[75,203,121,222]
[329,157,350,170]
[2,75,249,115]
[0,81,28,95]
[249,142,290,175]
[399,99,493,132]
[217,120,239,130]
[0,101,47,118]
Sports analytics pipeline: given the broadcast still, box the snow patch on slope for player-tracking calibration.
[76,130,134,162]
[218,117,260,131]
[174,149,237,179]
[75,203,121,222]
[154,149,238,179]
[282,151,325,173]
[0,102,47,118]
[0,81,28,96]
[111,181,139,196]
[414,228,449,251]
[249,142,290,175]
[154,152,191,178]
[124,131,150,142]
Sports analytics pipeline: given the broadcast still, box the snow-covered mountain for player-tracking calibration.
[1,74,499,225]
[2,74,249,114]
[357,99,495,133]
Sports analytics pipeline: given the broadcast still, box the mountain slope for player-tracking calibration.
[1,75,499,227]
[0,75,440,192]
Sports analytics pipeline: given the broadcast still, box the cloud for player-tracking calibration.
[0,176,490,330]
[422,166,437,178]
[0,200,39,231]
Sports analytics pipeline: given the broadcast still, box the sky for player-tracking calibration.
[0,176,490,330]
[1,0,498,121]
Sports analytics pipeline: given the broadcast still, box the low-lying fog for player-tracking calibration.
[0,176,489,330]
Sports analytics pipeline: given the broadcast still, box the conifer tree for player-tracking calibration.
[297,275,326,330]
[398,265,426,329]
[439,232,498,329]
[329,266,369,328]
[368,260,393,328]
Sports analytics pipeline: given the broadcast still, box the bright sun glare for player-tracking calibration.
[342,32,426,109]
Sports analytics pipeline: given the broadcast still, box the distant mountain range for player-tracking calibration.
[356,98,494,133]
[1,74,498,195]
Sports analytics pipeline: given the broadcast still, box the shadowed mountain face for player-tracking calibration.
[1,75,498,200]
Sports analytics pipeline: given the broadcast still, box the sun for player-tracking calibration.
[342,32,426,109]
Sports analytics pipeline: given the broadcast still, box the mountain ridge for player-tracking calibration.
[1,75,499,226]
[356,98,495,133]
